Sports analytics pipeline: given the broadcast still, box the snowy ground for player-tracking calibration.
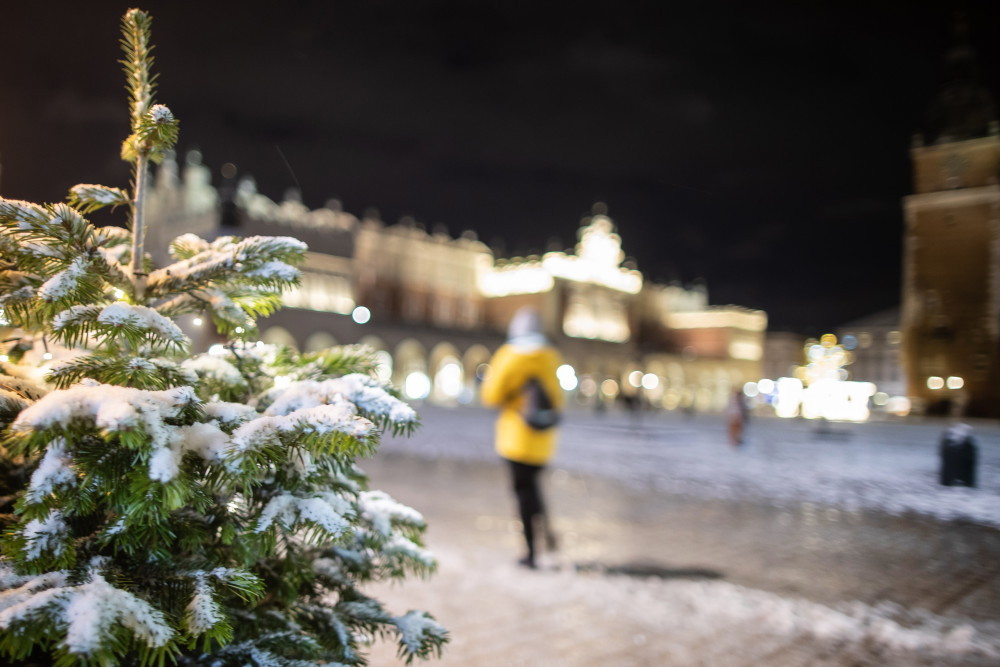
[369,407,1000,665]
[365,543,1000,666]
[382,406,1000,528]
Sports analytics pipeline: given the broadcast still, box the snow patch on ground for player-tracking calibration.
[381,407,1000,528]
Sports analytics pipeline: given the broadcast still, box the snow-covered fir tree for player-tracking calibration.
[0,9,446,666]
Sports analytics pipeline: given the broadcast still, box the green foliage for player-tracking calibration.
[0,8,445,667]
[118,9,178,165]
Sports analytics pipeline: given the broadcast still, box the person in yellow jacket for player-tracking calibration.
[480,307,564,568]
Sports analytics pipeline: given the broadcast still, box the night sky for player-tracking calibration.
[2,1,998,334]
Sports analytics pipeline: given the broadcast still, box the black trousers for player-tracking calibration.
[508,460,546,560]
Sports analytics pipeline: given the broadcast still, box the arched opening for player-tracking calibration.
[261,326,298,351]
[358,335,387,352]
[394,339,429,400]
[429,342,464,405]
[304,331,337,352]
[358,336,391,384]
[463,344,492,403]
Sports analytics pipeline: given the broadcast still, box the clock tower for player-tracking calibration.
[901,20,1000,416]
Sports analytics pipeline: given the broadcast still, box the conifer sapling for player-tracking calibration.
[0,8,446,666]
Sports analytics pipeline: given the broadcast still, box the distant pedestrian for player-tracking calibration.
[727,389,748,447]
[939,422,977,487]
[480,307,564,569]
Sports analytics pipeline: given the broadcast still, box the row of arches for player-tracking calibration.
[261,326,491,404]
[260,326,747,411]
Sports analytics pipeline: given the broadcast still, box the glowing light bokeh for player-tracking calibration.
[946,376,964,390]
[775,377,804,418]
[926,376,944,390]
[404,371,431,400]
[641,373,659,390]
[352,306,371,324]
[885,396,912,416]
[557,364,578,391]
[373,350,393,383]
[801,379,875,422]
[435,361,463,398]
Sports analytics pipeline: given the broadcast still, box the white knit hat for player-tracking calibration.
[507,306,543,340]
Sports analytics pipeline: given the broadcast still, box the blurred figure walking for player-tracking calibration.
[727,389,748,448]
[481,307,564,569]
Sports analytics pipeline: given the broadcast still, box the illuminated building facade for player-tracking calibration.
[148,155,766,412]
[762,331,806,382]
[836,308,906,401]
[901,25,1000,417]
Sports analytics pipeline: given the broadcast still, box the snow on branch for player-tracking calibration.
[226,399,375,470]
[68,184,130,214]
[204,401,257,426]
[37,256,89,302]
[52,302,192,351]
[382,535,436,570]
[10,382,198,455]
[244,261,299,282]
[24,437,77,504]
[0,565,69,609]
[263,374,417,428]
[253,491,353,536]
[0,559,174,657]
[0,198,51,231]
[21,511,70,562]
[149,421,231,482]
[358,490,425,536]
[181,355,244,387]
[51,304,103,332]
[146,235,306,296]
[96,302,190,348]
[183,576,222,636]
[393,610,448,659]
[169,233,212,260]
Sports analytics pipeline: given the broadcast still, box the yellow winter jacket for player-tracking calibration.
[479,343,564,465]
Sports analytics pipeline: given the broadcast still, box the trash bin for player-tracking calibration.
[939,423,977,487]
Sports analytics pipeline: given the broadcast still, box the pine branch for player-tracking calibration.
[68,184,130,214]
